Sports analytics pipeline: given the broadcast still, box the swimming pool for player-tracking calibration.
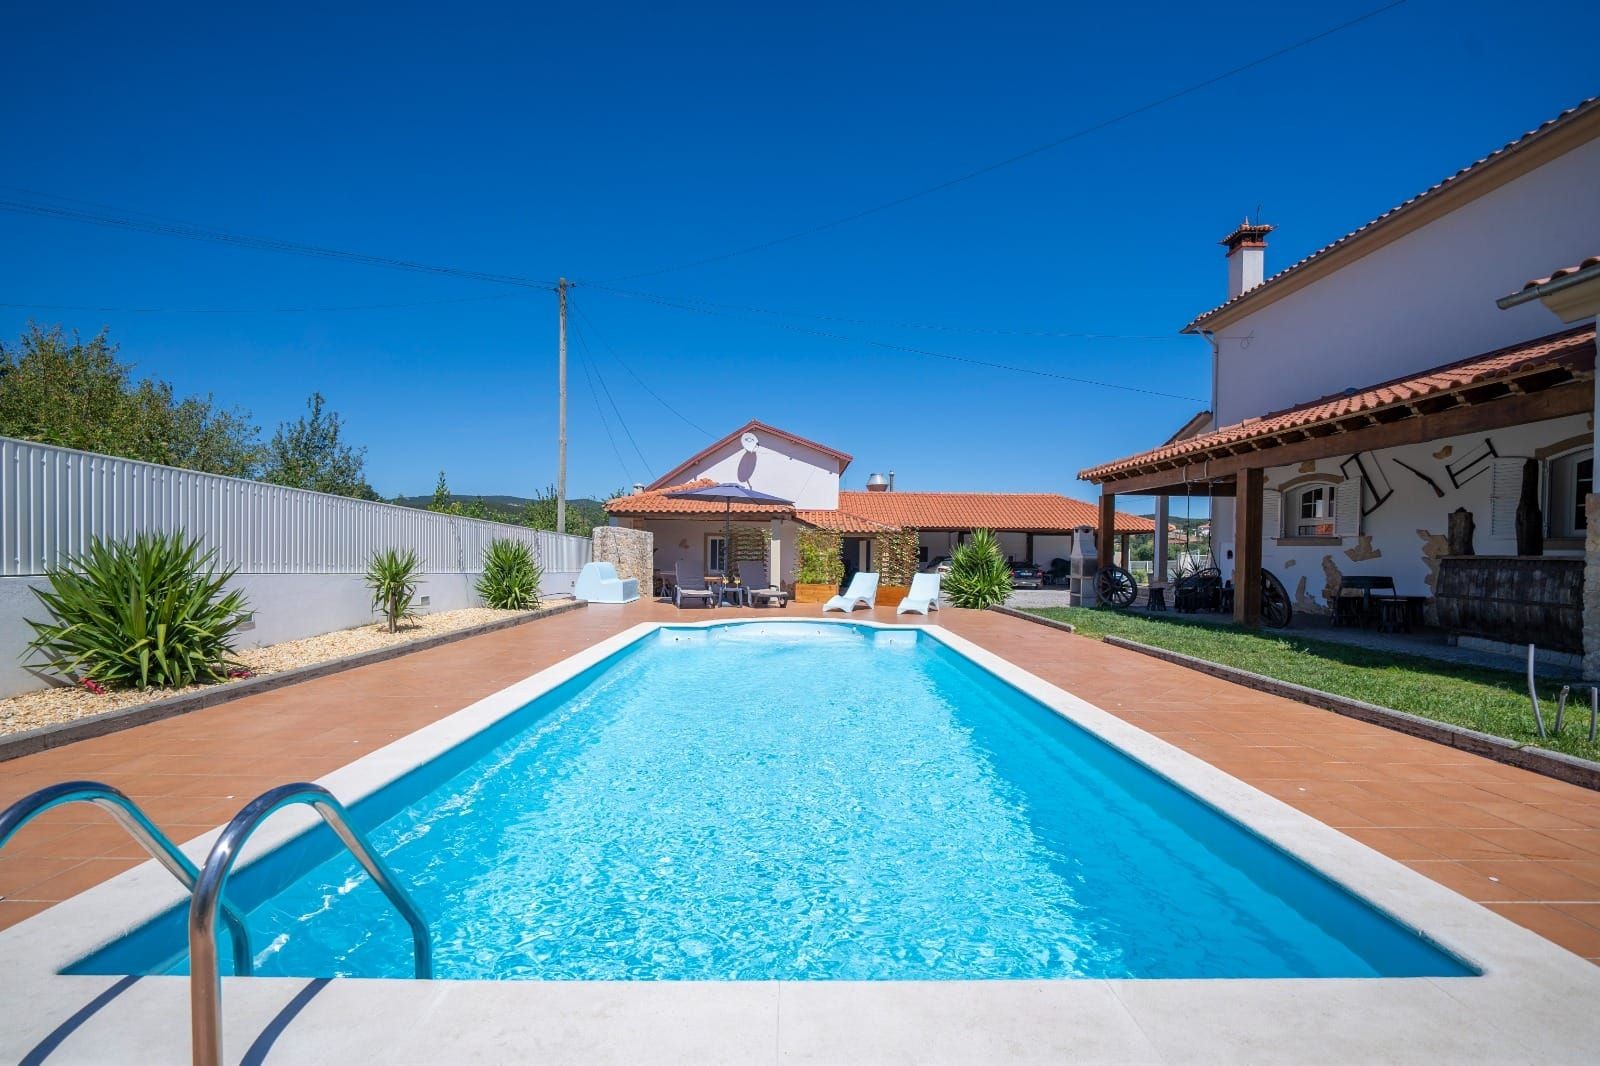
[71,621,1469,981]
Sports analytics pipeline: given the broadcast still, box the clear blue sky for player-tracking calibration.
[3,2,1596,506]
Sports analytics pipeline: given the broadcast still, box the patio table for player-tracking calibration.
[717,583,749,607]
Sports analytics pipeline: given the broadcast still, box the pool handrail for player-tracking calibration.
[0,779,254,977]
[188,781,432,1066]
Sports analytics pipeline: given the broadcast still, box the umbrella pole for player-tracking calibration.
[725,502,733,579]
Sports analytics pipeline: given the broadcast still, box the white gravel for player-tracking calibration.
[0,607,539,738]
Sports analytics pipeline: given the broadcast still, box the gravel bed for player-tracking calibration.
[0,608,535,738]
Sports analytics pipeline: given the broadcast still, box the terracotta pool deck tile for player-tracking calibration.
[1485,904,1600,957]
[1342,827,1446,862]
[5,600,1600,962]
[1456,860,1600,900]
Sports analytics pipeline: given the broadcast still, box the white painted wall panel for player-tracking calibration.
[0,437,593,697]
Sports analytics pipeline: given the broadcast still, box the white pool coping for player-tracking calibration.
[3,615,1600,1064]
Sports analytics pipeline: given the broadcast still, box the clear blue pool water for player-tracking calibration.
[72,622,1471,981]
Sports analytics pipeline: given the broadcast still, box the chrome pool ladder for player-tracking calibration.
[188,781,432,1066]
[0,780,254,975]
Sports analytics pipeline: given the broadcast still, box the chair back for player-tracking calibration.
[844,571,879,600]
[908,572,939,601]
[675,561,710,591]
[741,560,771,590]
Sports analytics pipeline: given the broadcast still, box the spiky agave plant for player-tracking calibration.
[24,533,250,690]
[366,547,423,633]
[476,538,542,611]
[943,529,1013,609]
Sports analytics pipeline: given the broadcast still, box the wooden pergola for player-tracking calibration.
[1080,325,1596,625]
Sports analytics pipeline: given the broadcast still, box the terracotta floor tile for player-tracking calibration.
[5,600,1600,963]
[1485,903,1600,956]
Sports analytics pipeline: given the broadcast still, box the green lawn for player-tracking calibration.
[1025,606,1600,761]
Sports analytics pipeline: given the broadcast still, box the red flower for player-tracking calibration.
[227,667,253,680]
[83,679,107,695]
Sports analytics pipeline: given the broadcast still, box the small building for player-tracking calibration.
[1078,96,1600,669]
[605,420,1154,587]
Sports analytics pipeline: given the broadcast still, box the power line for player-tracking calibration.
[567,296,715,437]
[586,286,1205,402]
[0,292,533,314]
[0,196,560,291]
[583,283,1182,341]
[569,313,654,478]
[574,344,635,483]
[604,1,1409,283]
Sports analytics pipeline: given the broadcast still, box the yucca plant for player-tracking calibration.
[24,533,249,690]
[476,538,542,610]
[366,548,422,633]
[944,529,1013,609]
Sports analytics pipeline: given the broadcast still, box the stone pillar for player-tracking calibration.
[1069,524,1098,607]
[591,525,653,592]
[1154,495,1170,583]
[1233,467,1264,627]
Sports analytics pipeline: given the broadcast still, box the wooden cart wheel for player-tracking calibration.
[1096,565,1138,609]
[1261,568,1293,628]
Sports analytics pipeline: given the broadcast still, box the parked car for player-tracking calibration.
[922,555,954,575]
[1010,562,1045,589]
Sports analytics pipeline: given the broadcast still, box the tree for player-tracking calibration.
[0,324,260,476]
[261,393,377,499]
[429,470,452,512]
[521,484,603,536]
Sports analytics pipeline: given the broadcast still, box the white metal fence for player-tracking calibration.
[0,436,591,577]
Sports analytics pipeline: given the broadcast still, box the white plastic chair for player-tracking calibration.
[574,562,639,604]
[896,572,941,615]
[823,572,879,612]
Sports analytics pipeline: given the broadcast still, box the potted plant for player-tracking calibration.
[874,528,920,608]
[793,528,844,603]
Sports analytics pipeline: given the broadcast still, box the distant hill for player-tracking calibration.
[393,494,608,529]
[392,494,603,511]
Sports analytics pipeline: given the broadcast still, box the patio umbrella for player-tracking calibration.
[664,482,794,578]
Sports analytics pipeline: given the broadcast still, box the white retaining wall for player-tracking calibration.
[0,436,591,697]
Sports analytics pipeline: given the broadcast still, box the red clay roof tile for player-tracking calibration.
[1079,324,1597,483]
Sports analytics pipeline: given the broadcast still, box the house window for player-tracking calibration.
[1291,484,1335,537]
[706,535,727,575]
[1548,450,1592,540]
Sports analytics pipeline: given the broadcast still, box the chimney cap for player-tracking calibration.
[1220,219,1275,254]
[865,472,891,492]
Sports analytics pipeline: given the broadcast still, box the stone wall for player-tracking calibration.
[593,525,653,594]
[1585,494,1600,680]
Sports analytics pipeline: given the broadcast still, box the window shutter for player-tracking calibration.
[1488,457,1525,537]
[1334,480,1361,537]
[1261,489,1282,539]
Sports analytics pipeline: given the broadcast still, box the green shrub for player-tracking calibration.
[477,539,542,610]
[795,528,844,585]
[876,528,922,586]
[944,529,1012,609]
[23,533,249,690]
[366,548,422,633]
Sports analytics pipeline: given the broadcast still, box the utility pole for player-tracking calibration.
[556,277,568,535]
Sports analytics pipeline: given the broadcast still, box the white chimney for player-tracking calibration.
[1220,219,1274,300]
[631,482,645,495]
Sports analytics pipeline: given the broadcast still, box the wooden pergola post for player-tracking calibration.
[1119,533,1130,568]
[1098,493,1116,573]
[1153,495,1170,583]
[1234,467,1264,626]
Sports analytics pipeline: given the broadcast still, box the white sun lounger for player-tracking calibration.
[895,572,941,615]
[823,572,879,613]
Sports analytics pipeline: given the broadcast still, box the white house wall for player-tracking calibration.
[676,435,842,510]
[1210,412,1590,611]
[1210,138,1600,425]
